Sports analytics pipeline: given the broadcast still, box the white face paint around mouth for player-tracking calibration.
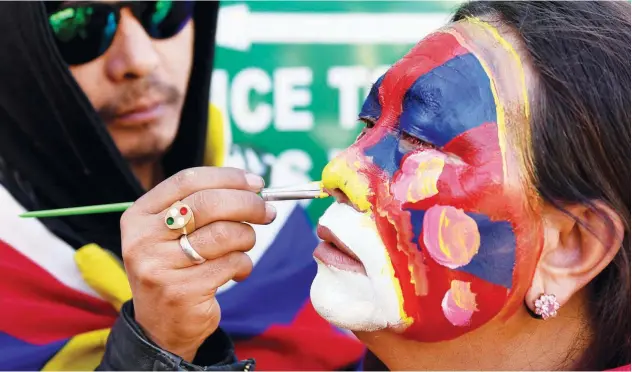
[310,202,404,332]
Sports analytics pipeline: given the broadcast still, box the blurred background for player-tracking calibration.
[209,0,462,224]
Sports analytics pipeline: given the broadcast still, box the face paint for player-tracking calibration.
[312,18,542,341]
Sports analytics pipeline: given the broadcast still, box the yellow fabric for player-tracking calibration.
[204,103,226,167]
[43,244,132,370]
[42,329,111,371]
[42,104,227,371]
[43,101,228,370]
[73,243,132,311]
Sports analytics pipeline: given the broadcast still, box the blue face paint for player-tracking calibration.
[400,53,497,147]
[359,74,385,121]
[364,133,404,178]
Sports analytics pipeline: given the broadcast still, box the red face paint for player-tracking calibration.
[329,28,542,341]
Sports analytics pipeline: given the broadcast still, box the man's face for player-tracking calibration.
[64,3,194,163]
[311,18,543,341]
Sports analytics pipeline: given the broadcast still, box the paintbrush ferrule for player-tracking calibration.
[259,181,328,201]
[19,181,329,218]
[260,189,329,201]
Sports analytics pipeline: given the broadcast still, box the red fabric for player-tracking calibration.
[0,239,117,344]
[233,300,365,370]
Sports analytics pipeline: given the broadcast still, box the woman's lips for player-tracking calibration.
[314,225,367,274]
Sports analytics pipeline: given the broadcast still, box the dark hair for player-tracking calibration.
[452,1,630,370]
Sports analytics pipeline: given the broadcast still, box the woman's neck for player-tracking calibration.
[356,295,591,370]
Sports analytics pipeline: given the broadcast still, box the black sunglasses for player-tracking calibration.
[47,1,194,66]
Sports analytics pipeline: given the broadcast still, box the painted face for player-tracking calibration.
[311,18,543,341]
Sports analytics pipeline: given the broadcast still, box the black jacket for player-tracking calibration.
[0,2,250,370]
[98,301,255,371]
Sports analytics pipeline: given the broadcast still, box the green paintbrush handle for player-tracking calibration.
[19,182,327,218]
[19,202,134,218]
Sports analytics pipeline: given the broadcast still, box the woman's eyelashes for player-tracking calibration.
[355,118,437,152]
[399,130,437,152]
[356,117,376,140]
[400,130,466,165]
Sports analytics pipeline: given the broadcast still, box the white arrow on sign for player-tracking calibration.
[216,4,453,51]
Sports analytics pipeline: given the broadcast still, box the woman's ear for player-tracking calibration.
[525,201,624,315]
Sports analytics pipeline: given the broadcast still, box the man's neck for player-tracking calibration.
[355,296,591,370]
[130,161,164,190]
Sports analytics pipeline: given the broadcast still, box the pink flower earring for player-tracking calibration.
[534,294,561,320]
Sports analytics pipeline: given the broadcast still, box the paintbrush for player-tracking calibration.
[19,181,329,218]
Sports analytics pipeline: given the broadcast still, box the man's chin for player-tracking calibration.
[108,119,178,163]
[119,136,172,164]
[310,258,392,332]
[124,150,165,165]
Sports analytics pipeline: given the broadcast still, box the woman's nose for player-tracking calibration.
[321,151,372,213]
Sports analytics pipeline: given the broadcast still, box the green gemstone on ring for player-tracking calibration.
[166,217,174,225]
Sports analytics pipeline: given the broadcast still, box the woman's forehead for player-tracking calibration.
[375,18,531,118]
[359,17,534,188]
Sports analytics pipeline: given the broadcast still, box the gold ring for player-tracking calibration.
[164,201,196,234]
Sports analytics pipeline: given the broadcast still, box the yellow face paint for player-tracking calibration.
[450,280,478,312]
[321,153,372,212]
[427,206,481,269]
[391,151,445,204]
[407,156,445,203]
[313,16,536,342]
[466,17,531,121]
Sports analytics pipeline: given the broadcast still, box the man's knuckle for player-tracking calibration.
[135,264,162,288]
[237,224,256,247]
[121,229,148,254]
[227,251,245,265]
[210,223,229,245]
[194,190,221,215]
[163,285,186,307]
[173,168,197,191]
[233,252,254,273]
[121,236,142,264]
[119,208,139,236]
[121,245,134,264]
[220,166,246,181]
[194,225,220,249]
[245,193,266,219]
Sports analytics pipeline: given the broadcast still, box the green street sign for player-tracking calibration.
[210,1,460,223]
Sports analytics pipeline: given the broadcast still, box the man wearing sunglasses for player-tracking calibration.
[0,1,364,370]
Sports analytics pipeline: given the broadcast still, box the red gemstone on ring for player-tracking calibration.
[180,207,188,215]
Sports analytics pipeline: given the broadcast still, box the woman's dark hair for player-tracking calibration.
[452,1,630,370]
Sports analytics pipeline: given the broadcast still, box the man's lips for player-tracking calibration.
[112,101,166,127]
[314,225,367,274]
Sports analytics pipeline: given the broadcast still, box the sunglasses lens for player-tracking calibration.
[49,5,118,65]
[140,0,194,39]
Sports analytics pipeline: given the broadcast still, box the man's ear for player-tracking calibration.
[525,201,624,314]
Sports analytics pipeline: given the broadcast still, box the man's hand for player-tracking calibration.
[119,167,276,361]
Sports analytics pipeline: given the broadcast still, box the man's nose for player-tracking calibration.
[321,151,372,213]
[105,9,159,81]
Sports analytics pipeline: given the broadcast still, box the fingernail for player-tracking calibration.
[245,173,265,190]
[265,203,277,223]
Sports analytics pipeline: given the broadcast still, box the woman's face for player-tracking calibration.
[310,17,543,341]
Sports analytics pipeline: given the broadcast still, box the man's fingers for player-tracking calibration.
[181,189,275,228]
[131,167,265,214]
[182,251,254,291]
[171,221,256,268]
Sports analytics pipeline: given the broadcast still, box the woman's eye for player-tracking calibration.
[400,131,436,150]
[356,117,376,140]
